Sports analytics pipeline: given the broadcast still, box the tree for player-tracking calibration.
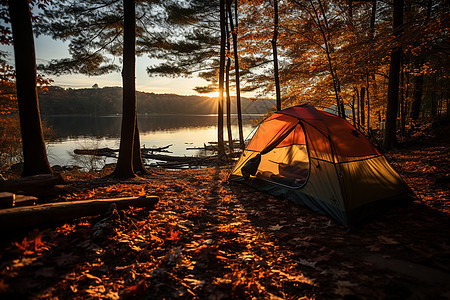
[409,0,432,121]
[225,6,233,153]
[383,0,403,149]
[113,0,137,178]
[38,0,154,176]
[218,0,226,158]
[272,0,281,111]
[145,0,231,157]
[7,0,52,176]
[360,86,365,128]
[227,0,244,149]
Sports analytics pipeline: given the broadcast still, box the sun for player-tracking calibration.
[203,91,219,98]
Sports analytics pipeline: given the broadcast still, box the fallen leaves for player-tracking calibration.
[0,280,8,293]
[296,258,318,269]
[14,230,47,255]
[166,229,182,242]
[334,280,357,297]
[378,235,400,245]
[0,141,448,300]
[271,269,315,285]
[268,224,283,231]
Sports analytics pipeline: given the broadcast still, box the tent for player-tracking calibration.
[229,104,412,226]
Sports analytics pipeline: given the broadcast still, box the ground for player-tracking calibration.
[0,139,449,299]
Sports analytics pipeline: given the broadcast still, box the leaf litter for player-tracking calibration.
[0,140,449,299]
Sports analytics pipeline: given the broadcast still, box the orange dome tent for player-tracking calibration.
[229,104,412,226]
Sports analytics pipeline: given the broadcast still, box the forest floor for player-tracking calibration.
[0,136,449,299]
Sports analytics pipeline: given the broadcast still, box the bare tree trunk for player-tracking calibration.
[383,0,404,149]
[400,54,406,137]
[309,0,343,118]
[132,120,149,175]
[8,0,53,177]
[360,86,366,128]
[410,60,424,120]
[225,6,233,153]
[356,87,360,129]
[404,64,411,118]
[367,0,376,135]
[369,0,377,42]
[227,0,244,149]
[217,0,226,158]
[352,93,356,126]
[366,81,371,135]
[430,73,438,117]
[410,0,432,121]
[272,0,281,111]
[114,0,136,178]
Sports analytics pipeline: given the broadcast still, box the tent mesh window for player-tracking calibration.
[245,114,310,187]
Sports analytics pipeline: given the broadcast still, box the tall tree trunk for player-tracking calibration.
[114,0,136,178]
[217,0,226,158]
[383,0,404,149]
[366,81,371,135]
[370,0,377,37]
[356,87,360,129]
[8,0,52,177]
[367,0,376,135]
[360,86,366,128]
[352,93,356,126]
[400,54,406,136]
[430,73,438,117]
[272,0,281,111]
[410,0,432,121]
[227,0,244,149]
[410,60,424,120]
[225,6,233,153]
[404,62,411,119]
[309,0,343,118]
[132,120,149,175]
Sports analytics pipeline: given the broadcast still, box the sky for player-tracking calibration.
[1,34,218,96]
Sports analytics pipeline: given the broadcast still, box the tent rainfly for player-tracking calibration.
[229,104,412,226]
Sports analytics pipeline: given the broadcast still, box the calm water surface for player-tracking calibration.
[43,114,261,168]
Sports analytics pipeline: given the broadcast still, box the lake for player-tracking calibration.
[43,114,262,169]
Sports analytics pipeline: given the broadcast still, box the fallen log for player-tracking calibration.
[0,192,37,208]
[14,195,38,207]
[0,173,64,195]
[142,144,173,153]
[0,192,15,208]
[0,196,159,231]
[74,145,174,157]
[141,153,201,162]
[186,143,217,151]
[154,152,242,168]
[74,148,117,157]
[208,140,239,145]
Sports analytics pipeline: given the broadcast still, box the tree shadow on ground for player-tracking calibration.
[228,180,450,299]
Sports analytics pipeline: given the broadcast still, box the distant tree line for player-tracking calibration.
[38,86,273,116]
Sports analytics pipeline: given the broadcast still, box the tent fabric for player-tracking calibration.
[229,104,412,226]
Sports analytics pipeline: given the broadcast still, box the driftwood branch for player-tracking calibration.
[0,196,159,231]
[74,145,173,157]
